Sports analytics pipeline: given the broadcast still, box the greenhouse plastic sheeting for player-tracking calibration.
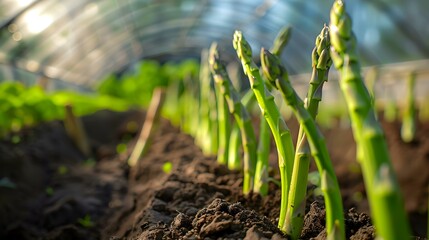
[0,0,428,88]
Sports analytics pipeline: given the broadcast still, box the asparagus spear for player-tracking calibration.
[269,25,331,239]
[255,115,270,196]
[329,1,411,239]
[214,65,231,166]
[228,123,242,171]
[254,25,292,196]
[261,48,344,240]
[197,49,218,155]
[383,82,398,122]
[209,43,257,194]
[401,71,417,143]
[271,26,292,56]
[233,31,295,230]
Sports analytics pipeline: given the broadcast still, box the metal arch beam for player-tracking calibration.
[31,0,129,66]
[1,0,93,65]
[363,0,429,57]
[0,0,45,30]
[29,2,208,72]
[7,0,285,79]
[2,0,342,85]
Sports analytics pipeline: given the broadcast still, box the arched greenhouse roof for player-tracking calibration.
[0,0,428,89]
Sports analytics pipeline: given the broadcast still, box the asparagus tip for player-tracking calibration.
[260,48,284,86]
[233,31,253,63]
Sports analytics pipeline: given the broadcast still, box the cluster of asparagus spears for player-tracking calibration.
[160,1,413,239]
[203,0,411,239]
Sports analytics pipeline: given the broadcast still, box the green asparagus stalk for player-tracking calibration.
[365,66,379,107]
[241,86,270,195]
[420,94,429,121]
[383,82,398,122]
[271,25,332,239]
[253,25,292,196]
[197,49,218,155]
[261,48,344,239]
[214,67,231,166]
[271,26,292,56]
[228,123,242,170]
[209,42,257,194]
[255,116,270,196]
[401,71,417,143]
[233,31,295,229]
[329,1,411,239]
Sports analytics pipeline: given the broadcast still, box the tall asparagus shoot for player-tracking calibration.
[228,124,242,170]
[197,50,218,155]
[383,82,398,122]
[329,1,411,239]
[240,88,270,195]
[271,26,332,239]
[401,71,417,143]
[214,64,231,166]
[253,25,292,197]
[233,31,295,229]
[261,49,344,240]
[209,43,257,194]
[254,117,270,196]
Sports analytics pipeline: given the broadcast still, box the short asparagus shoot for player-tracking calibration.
[401,71,417,143]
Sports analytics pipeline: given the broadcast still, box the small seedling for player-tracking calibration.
[116,143,127,154]
[57,165,68,175]
[162,161,173,174]
[83,158,96,167]
[77,214,94,228]
[11,135,21,144]
[45,187,54,196]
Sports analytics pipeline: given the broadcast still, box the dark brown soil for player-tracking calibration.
[0,110,427,239]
